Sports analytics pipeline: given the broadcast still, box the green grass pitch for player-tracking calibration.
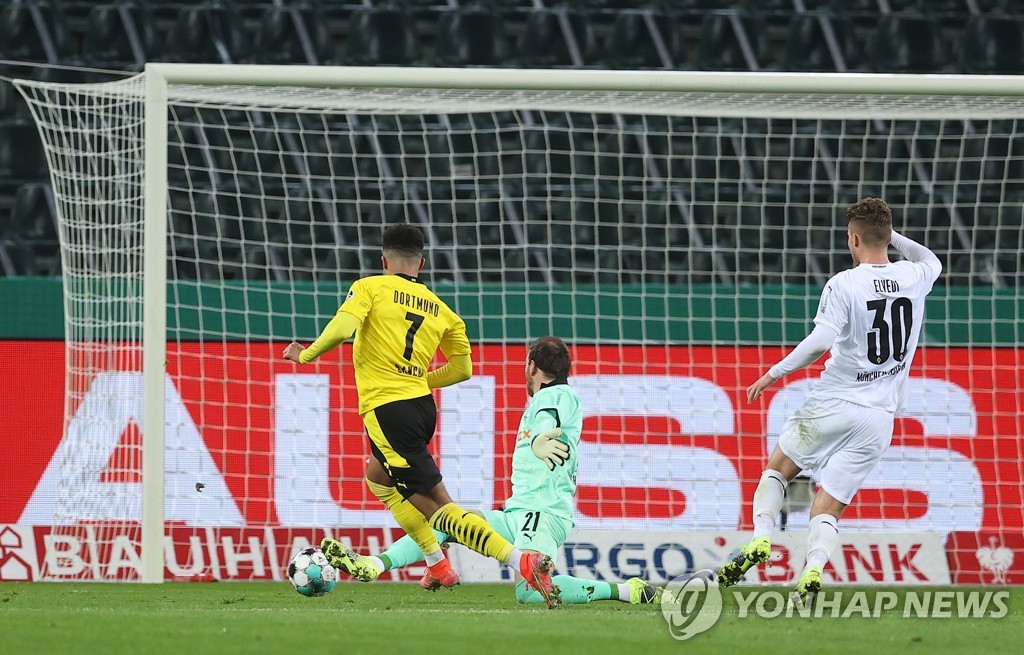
[0,582,1020,655]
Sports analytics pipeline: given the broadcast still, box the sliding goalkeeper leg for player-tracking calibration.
[357,509,661,605]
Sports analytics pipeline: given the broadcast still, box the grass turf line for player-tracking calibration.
[0,582,1020,655]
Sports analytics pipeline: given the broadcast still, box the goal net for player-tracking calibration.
[14,66,1023,584]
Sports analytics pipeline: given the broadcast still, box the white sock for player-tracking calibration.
[752,470,788,540]
[805,514,839,570]
[424,549,446,566]
[369,555,386,571]
[617,583,631,602]
[506,548,526,574]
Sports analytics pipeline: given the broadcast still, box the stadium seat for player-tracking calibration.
[449,189,507,251]
[0,80,23,120]
[668,0,741,15]
[251,4,334,65]
[784,12,863,72]
[961,16,1024,75]
[870,13,948,73]
[604,10,686,70]
[201,122,308,189]
[522,123,599,191]
[346,7,421,66]
[4,183,60,275]
[364,116,461,186]
[0,1,71,63]
[0,239,60,276]
[442,115,520,189]
[0,121,49,188]
[434,6,511,67]
[9,182,58,245]
[696,10,774,72]
[81,2,160,69]
[516,9,597,68]
[161,2,247,64]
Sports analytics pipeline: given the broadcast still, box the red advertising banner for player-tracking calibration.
[946,532,1024,585]
[1,341,1022,535]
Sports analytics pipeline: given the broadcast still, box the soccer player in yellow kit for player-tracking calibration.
[282,223,558,607]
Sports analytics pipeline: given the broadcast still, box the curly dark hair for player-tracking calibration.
[382,223,424,258]
[846,198,893,248]
[528,336,571,380]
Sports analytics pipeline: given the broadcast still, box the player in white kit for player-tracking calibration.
[716,198,942,603]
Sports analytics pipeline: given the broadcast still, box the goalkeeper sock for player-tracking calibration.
[376,529,449,571]
[429,502,515,564]
[366,479,445,563]
[752,470,788,540]
[805,514,839,570]
[514,577,616,605]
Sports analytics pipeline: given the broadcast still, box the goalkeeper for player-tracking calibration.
[331,336,662,606]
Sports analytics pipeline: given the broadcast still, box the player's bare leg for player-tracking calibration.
[718,446,802,586]
[792,489,846,607]
[408,485,560,608]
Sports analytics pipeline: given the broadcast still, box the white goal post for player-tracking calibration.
[14,64,1024,584]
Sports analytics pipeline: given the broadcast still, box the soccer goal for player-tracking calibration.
[14,65,1023,584]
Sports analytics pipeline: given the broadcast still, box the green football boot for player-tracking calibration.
[320,537,382,582]
[716,537,771,587]
[791,565,823,607]
[625,577,663,605]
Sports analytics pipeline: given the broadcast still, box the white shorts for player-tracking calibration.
[777,397,894,505]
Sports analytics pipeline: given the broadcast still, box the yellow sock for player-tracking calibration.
[365,479,441,558]
[429,502,515,563]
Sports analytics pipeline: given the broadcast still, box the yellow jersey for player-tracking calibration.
[335,274,471,415]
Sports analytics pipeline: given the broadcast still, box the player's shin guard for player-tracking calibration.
[428,502,515,563]
[366,479,445,563]
[804,513,839,571]
[752,470,788,540]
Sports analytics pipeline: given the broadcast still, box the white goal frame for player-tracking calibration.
[127,63,1024,582]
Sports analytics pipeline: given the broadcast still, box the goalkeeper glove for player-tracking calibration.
[531,428,569,470]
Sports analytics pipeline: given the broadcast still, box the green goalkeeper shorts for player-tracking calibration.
[481,508,572,561]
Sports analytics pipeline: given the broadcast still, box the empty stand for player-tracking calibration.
[697,10,774,71]
[345,6,421,66]
[434,6,512,67]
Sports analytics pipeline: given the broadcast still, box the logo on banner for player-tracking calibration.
[0,526,34,581]
[975,537,1015,585]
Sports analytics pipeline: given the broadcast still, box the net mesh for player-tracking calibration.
[14,72,1024,582]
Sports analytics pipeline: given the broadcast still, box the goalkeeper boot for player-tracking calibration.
[791,566,823,608]
[520,552,561,609]
[716,536,771,587]
[320,538,382,583]
[625,577,663,605]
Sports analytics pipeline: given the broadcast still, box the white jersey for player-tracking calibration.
[809,259,940,413]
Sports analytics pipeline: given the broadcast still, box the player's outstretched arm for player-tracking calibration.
[747,323,839,403]
[282,310,361,363]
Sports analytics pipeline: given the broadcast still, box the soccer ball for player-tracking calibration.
[287,547,337,597]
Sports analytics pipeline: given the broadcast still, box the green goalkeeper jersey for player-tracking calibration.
[504,381,582,522]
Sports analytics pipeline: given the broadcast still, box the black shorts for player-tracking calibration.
[363,394,441,498]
